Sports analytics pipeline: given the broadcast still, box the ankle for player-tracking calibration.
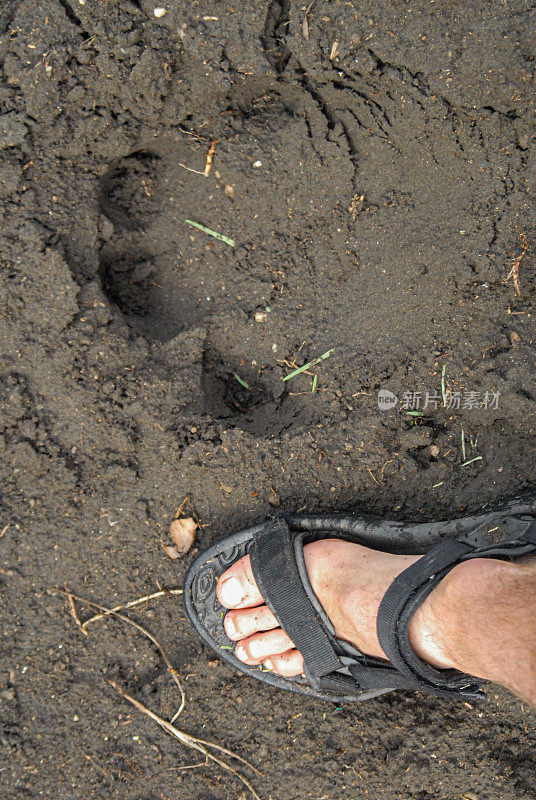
[410,556,536,700]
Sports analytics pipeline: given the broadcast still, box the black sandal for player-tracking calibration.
[183,497,536,703]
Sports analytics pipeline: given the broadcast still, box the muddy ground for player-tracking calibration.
[1,0,536,798]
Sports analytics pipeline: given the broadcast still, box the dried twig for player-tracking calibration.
[56,589,185,715]
[81,588,183,630]
[366,467,381,487]
[53,588,261,799]
[302,0,315,39]
[107,680,261,800]
[506,231,527,297]
[67,592,88,636]
[179,140,217,177]
[203,140,217,177]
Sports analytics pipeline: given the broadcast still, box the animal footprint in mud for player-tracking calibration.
[201,348,322,438]
[98,140,253,341]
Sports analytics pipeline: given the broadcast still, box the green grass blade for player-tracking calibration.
[461,456,482,467]
[282,349,333,381]
[185,219,235,247]
[311,374,318,393]
[233,373,250,389]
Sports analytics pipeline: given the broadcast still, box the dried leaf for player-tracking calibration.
[169,517,198,555]
[329,40,339,60]
[163,544,180,559]
[302,16,309,39]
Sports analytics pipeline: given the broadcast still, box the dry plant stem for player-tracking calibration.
[81,589,183,629]
[203,140,217,176]
[107,680,261,800]
[57,589,186,718]
[506,231,527,297]
[55,588,261,798]
[67,592,88,636]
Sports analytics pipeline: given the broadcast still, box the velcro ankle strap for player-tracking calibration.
[376,539,484,697]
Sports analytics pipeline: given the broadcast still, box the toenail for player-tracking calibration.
[225,616,237,638]
[235,645,247,661]
[264,659,273,671]
[220,576,245,607]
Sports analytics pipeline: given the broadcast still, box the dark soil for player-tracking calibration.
[1,1,536,798]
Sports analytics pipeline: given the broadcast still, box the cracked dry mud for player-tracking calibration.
[1,1,535,799]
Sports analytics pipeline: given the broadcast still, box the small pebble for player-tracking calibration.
[253,160,262,167]
[254,311,267,322]
[430,445,440,457]
[154,7,167,17]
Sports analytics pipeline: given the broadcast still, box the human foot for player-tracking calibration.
[216,538,456,677]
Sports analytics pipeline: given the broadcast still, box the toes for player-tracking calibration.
[217,555,263,609]
[264,650,304,677]
[234,629,295,665]
[224,605,279,641]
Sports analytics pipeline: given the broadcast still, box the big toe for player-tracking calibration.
[217,554,264,609]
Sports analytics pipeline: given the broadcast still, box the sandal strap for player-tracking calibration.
[377,519,536,697]
[250,517,342,679]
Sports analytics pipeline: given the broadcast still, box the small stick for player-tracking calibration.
[107,680,261,800]
[0,524,9,538]
[302,0,315,39]
[178,126,210,141]
[174,496,191,518]
[177,759,209,771]
[81,589,183,630]
[203,140,217,177]
[179,140,217,177]
[54,588,261,797]
[67,593,88,636]
[84,754,111,779]
[178,162,206,175]
[56,589,186,717]
[506,231,527,297]
[366,468,381,487]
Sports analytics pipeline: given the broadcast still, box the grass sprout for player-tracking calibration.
[233,373,250,389]
[185,219,235,247]
[282,349,333,382]
[461,456,482,467]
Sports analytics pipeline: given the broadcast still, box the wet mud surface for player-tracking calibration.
[1,1,536,798]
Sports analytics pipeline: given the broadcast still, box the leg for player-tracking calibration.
[216,540,536,706]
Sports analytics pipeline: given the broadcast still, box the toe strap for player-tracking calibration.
[249,517,343,680]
